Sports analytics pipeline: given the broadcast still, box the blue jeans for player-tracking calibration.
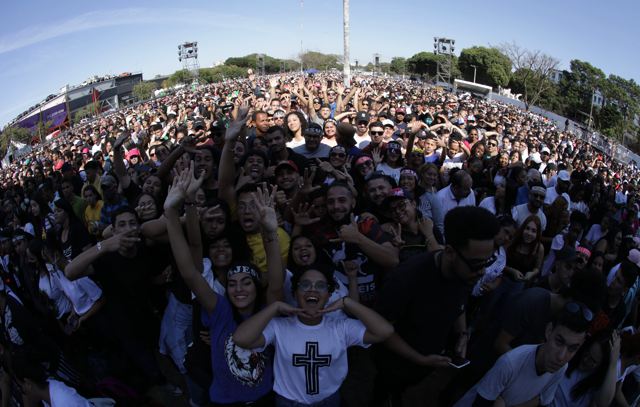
[275,391,340,407]
[159,293,193,374]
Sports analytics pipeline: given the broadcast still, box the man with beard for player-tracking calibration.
[512,185,548,231]
[293,123,331,159]
[264,126,306,174]
[65,207,168,389]
[236,184,290,275]
[299,181,399,306]
[361,173,396,224]
[373,207,499,405]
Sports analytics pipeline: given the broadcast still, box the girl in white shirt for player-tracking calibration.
[233,264,394,406]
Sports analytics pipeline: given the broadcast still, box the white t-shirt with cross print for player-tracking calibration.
[260,315,369,404]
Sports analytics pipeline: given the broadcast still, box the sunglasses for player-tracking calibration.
[488,142,498,147]
[297,280,328,292]
[331,152,346,158]
[452,245,497,272]
[370,131,384,136]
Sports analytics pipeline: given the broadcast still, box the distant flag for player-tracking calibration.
[91,88,100,114]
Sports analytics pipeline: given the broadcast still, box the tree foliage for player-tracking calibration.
[406,52,460,80]
[0,126,31,154]
[557,60,607,121]
[500,42,560,110]
[389,57,407,74]
[300,51,341,70]
[73,106,94,124]
[132,81,158,101]
[458,46,511,88]
[224,54,300,74]
[199,65,246,84]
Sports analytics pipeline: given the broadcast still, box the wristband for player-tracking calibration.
[96,242,102,252]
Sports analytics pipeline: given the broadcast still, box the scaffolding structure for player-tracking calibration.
[433,37,455,84]
[178,42,200,81]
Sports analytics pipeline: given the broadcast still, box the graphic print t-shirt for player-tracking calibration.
[261,316,368,404]
[201,293,273,404]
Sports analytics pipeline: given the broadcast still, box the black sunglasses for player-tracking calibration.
[452,245,496,272]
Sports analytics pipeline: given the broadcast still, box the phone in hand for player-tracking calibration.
[448,355,470,369]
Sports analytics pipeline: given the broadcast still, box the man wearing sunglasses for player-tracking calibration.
[456,302,592,407]
[373,206,499,404]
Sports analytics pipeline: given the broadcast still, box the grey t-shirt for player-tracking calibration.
[454,344,566,406]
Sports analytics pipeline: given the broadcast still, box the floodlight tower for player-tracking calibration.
[178,42,200,81]
[433,37,455,85]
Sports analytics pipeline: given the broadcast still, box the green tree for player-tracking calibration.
[557,60,606,121]
[166,69,193,87]
[299,51,342,70]
[225,54,300,74]
[199,65,246,83]
[500,42,560,110]
[406,52,461,80]
[458,46,511,88]
[389,57,407,75]
[132,81,158,101]
[0,126,31,154]
[73,106,94,124]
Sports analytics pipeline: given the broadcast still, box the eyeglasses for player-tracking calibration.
[488,142,498,147]
[370,131,383,136]
[452,245,497,272]
[297,280,328,292]
[330,152,346,158]
[565,302,593,322]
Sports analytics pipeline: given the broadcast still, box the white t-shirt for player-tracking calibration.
[47,265,102,316]
[375,162,402,183]
[584,224,606,247]
[44,379,92,407]
[39,273,72,319]
[479,196,497,215]
[511,203,547,232]
[261,316,369,404]
[545,187,571,207]
[354,134,371,149]
[455,344,566,406]
[552,369,593,407]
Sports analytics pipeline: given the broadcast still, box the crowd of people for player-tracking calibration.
[0,70,639,406]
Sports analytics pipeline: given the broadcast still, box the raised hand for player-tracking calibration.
[291,202,321,226]
[186,163,205,202]
[372,147,382,165]
[225,106,249,142]
[253,184,278,233]
[113,131,129,151]
[299,167,321,196]
[164,171,188,211]
[333,214,361,244]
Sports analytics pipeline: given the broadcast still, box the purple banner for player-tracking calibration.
[16,102,68,132]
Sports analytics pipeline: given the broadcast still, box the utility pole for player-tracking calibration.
[471,65,477,83]
[342,0,351,86]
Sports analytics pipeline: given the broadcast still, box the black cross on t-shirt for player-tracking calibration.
[292,342,332,395]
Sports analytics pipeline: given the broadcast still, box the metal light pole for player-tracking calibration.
[471,65,477,83]
[343,0,351,86]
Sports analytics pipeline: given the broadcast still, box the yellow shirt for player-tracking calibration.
[246,227,290,274]
[84,201,104,235]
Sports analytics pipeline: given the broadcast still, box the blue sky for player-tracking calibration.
[1,0,639,127]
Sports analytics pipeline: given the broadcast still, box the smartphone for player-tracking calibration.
[448,356,470,369]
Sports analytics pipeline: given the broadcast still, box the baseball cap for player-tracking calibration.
[356,111,370,123]
[382,187,409,210]
[541,146,551,155]
[126,148,141,160]
[381,119,395,128]
[303,123,323,138]
[275,160,299,173]
[558,170,570,182]
[395,108,406,115]
[100,174,118,188]
[355,156,373,167]
[627,249,640,268]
